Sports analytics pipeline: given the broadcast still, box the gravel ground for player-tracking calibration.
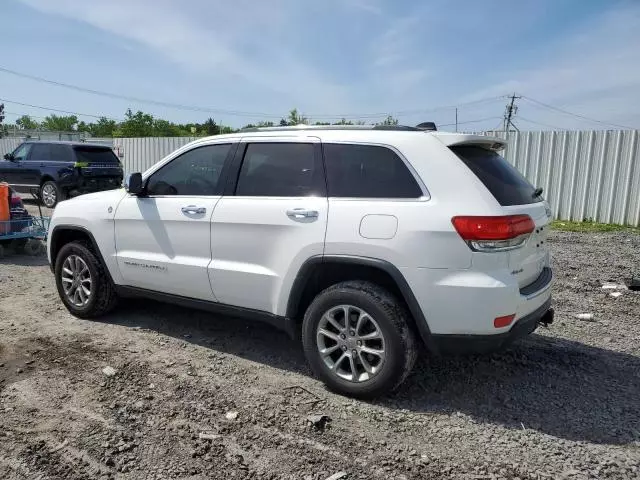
[0,214,639,479]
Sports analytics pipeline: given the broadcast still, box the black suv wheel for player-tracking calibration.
[302,281,418,398]
[41,180,66,208]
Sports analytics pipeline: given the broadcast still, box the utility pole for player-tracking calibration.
[503,93,521,132]
[455,107,458,132]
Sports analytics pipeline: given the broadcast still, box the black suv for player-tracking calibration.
[0,141,123,208]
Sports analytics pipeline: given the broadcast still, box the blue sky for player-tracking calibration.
[1,0,639,130]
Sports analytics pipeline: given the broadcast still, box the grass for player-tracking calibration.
[550,220,640,233]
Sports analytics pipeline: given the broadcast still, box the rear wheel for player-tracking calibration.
[41,181,65,208]
[302,281,418,399]
[55,241,118,318]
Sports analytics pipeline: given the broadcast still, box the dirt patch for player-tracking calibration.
[0,230,639,479]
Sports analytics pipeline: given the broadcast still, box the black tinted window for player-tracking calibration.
[50,144,71,161]
[29,143,51,159]
[74,146,118,164]
[236,143,320,197]
[147,144,231,196]
[451,146,537,206]
[323,143,422,198]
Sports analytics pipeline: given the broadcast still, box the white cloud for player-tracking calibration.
[461,3,640,129]
[17,0,353,117]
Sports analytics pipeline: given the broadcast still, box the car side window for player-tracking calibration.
[235,143,321,197]
[12,144,32,161]
[50,144,71,162]
[323,143,422,198]
[29,143,50,159]
[146,144,231,196]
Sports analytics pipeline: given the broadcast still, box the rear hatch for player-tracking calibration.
[451,145,550,289]
[73,146,123,178]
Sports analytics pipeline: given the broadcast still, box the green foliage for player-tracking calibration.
[377,115,399,126]
[8,106,390,138]
[551,220,640,234]
[16,115,40,130]
[42,114,78,131]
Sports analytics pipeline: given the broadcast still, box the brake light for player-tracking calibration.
[452,215,534,252]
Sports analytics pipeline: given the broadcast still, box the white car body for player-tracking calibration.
[48,126,553,356]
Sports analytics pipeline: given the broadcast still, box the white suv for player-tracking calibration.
[47,125,554,398]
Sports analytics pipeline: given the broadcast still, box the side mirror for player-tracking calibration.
[3,153,14,161]
[126,172,144,195]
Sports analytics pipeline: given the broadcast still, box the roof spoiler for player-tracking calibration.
[415,122,437,131]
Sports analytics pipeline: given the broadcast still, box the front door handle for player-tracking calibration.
[286,208,319,219]
[181,205,206,215]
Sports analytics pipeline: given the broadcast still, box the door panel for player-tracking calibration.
[114,195,220,300]
[209,138,328,315]
[114,142,235,301]
[210,196,327,313]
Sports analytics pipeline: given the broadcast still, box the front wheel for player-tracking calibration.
[54,241,118,318]
[302,281,418,399]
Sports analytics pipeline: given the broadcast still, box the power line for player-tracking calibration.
[0,65,506,119]
[439,116,502,127]
[0,98,122,121]
[517,116,566,130]
[520,95,634,129]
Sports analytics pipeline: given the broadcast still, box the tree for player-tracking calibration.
[377,115,399,126]
[287,108,308,125]
[333,118,353,125]
[16,115,39,130]
[114,109,154,137]
[202,117,220,136]
[279,118,288,126]
[42,114,79,131]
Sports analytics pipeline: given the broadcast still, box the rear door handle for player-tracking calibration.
[286,208,319,219]
[181,205,206,215]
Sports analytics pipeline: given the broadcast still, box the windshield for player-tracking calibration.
[73,146,119,164]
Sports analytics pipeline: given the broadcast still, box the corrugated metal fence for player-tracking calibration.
[112,137,196,174]
[489,130,639,226]
[1,131,639,225]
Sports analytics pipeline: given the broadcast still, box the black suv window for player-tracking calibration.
[50,144,71,161]
[74,146,118,164]
[146,144,231,196]
[323,143,422,198]
[235,143,321,197]
[29,143,53,160]
[10,144,31,161]
[451,145,537,206]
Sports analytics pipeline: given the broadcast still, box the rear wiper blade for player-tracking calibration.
[533,187,544,198]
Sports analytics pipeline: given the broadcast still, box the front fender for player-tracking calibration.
[47,189,128,284]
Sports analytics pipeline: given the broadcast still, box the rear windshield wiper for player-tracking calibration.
[533,187,544,198]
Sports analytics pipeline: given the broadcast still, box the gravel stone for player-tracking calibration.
[0,225,638,479]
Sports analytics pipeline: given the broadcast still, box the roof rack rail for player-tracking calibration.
[240,123,438,133]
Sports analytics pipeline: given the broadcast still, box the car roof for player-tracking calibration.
[23,140,112,148]
[187,126,506,149]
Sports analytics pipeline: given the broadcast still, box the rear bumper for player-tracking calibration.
[431,300,554,354]
[60,175,122,194]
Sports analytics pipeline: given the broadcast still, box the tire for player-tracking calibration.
[24,239,44,256]
[302,281,418,399]
[54,241,118,318]
[40,180,66,208]
[10,238,28,254]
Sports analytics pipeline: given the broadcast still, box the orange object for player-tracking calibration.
[0,182,10,234]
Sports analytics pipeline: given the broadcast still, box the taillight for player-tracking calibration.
[451,215,535,252]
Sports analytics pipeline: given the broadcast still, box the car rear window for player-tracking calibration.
[73,146,119,164]
[451,145,538,206]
